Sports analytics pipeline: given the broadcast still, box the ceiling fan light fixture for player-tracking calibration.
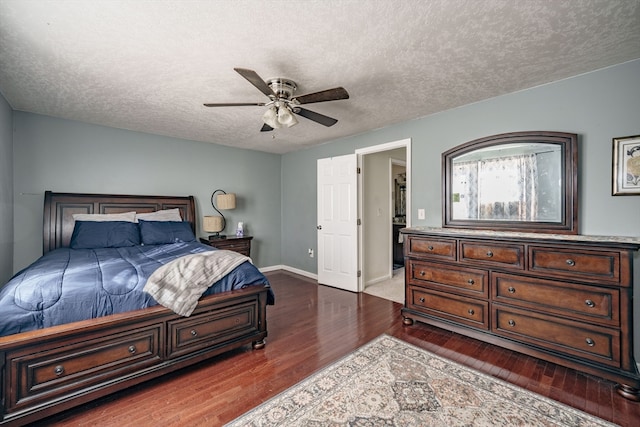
[205,68,348,131]
[262,106,281,129]
[277,104,298,128]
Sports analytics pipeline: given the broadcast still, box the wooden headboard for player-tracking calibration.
[43,191,196,253]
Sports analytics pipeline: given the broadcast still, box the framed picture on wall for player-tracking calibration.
[612,135,640,196]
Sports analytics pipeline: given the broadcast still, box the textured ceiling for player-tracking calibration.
[1,0,639,154]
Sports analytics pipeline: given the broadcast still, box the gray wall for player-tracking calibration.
[12,112,282,272]
[9,61,640,276]
[281,59,640,273]
[0,93,13,284]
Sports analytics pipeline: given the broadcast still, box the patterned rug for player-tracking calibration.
[226,335,616,426]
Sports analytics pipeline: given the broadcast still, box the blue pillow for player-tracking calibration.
[138,220,196,245]
[70,221,141,249]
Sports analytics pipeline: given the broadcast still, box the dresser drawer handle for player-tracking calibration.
[508,319,516,327]
[585,338,595,347]
[128,345,136,354]
[467,309,475,315]
[54,365,65,376]
[507,287,516,294]
[419,297,425,303]
[419,271,426,276]
[566,259,576,266]
[190,329,198,337]
[585,299,595,308]
[486,251,493,258]
[428,246,434,251]
[467,279,475,285]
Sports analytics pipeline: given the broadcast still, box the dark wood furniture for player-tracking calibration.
[401,227,640,400]
[200,235,253,257]
[0,192,270,426]
[37,271,640,427]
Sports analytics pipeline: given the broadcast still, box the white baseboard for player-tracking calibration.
[257,264,285,273]
[365,274,393,287]
[259,264,318,281]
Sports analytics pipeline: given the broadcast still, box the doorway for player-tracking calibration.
[356,139,411,291]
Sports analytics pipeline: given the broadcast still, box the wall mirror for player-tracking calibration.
[443,131,578,234]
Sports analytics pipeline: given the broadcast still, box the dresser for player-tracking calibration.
[199,236,253,257]
[401,227,640,400]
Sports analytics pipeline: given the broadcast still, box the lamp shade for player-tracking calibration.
[216,193,236,210]
[262,106,281,129]
[203,215,224,233]
[278,105,298,127]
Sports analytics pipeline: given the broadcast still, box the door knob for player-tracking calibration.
[317,225,322,230]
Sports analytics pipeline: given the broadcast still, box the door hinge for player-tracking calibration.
[357,167,361,174]
[357,218,361,225]
[357,270,362,278]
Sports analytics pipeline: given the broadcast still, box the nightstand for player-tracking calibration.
[199,236,253,257]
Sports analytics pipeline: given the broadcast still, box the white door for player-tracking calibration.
[317,154,358,292]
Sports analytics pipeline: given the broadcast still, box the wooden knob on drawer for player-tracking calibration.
[419,297,425,303]
[467,279,475,285]
[190,329,198,337]
[467,309,475,315]
[585,338,595,347]
[128,345,136,354]
[585,299,595,308]
[486,251,493,257]
[54,365,65,376]
[566,259,576,266]
[428,246,434,250]
[419,271,426,276]
[508,319,516,327]
[508,287,516,293]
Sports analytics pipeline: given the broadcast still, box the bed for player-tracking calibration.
[0,192,273,426]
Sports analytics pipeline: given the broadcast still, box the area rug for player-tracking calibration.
[226,335,615,426]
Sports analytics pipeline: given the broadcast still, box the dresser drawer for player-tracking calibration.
[408,286,488,330]
[214,242,250,256]
[7,326,161,410]
[408,260,488,298]
[406,236,456,260]
[529,246,620,284]
[201,237,252,257]
[493,305,620,367]
[167,300,259,358]
[493,273,619,326]
[460,240,524,269]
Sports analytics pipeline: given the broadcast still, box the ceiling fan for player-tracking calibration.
[204,68,349,132]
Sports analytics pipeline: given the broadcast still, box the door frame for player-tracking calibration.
[355,138,412,291]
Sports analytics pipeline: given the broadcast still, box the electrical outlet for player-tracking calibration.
[308,248,314,258]
[418,208,425,220]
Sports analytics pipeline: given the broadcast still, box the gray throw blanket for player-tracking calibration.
[143,250,250,316]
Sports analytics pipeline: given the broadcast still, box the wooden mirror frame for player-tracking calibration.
[442,131,578,234]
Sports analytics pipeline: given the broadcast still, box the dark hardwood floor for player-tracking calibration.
[38,270,640,426]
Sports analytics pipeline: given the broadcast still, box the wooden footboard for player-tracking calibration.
[0,285,269,426]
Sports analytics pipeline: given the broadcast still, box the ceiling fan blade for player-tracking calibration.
[293,87,349,104]
[294,107,339,127]
[260,123,274,132]
[203,102,266,107]
[234,68,275,98]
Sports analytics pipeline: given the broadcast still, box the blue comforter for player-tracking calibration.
[0,242,272,337]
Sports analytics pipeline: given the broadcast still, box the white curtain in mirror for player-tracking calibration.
[453,154,538,221]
